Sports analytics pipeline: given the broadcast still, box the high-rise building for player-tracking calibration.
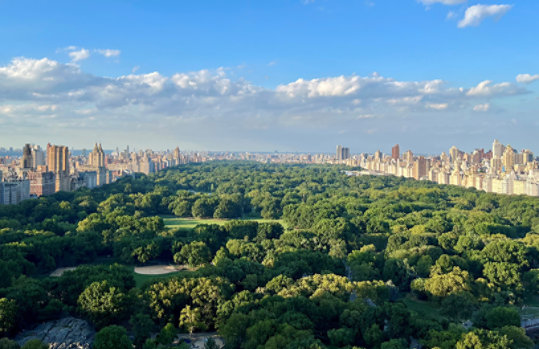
[32,145,45,169]
[502,145,515,172]
[449,146,459,163]
[404,150,413,163]
[47,144,70,191]
[47,144,69,173]
[522,149,534,164]
[28,171,55,197]
[391,144,400,160]
[21,144,32,169]
[413,156,427,180]
[492,139,504,158]
[89,143,106,168]
[336,145,350,161]
[0,180,30,205]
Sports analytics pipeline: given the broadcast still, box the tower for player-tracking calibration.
[336,145,343,161]
[391,144,400,160]
[492,139,504,159]
[21,144,32,169]
[502,145,515,172]
[46,144,70,192]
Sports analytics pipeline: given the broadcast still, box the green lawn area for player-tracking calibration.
[402,294,447,322]
[161,216,286,230]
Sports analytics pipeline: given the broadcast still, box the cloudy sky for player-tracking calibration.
[0,0,538,154]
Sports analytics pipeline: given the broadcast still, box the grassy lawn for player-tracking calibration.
[402,294,447,322]
[161,216,286,230]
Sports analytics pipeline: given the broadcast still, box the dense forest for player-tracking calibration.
[0,162,538,349]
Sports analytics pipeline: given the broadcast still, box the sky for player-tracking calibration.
[0,0,538,154]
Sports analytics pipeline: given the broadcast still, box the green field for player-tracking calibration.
[162,216,286,230]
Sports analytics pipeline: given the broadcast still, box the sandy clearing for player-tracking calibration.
[133,265,186,275]
[50,267,77,277]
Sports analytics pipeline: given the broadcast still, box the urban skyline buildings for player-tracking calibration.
[2,138,539,206]
[344,139,539,197]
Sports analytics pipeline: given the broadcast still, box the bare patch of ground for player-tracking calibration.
[49,267,77,277]
[134,264,189,275]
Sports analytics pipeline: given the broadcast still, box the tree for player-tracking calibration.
[78,281,129,328]
[424,267,471,298]
[498,326,533,349]
[156,323,177,346]
[20,339,47,349]
[485,307,521,330]
[192,198,216,218]
[204,337,219,349]
[93,325,132,349]
[456,329,511,349]
[363,324,383,347]
[0,298,17,337]
[381,338,407,349]
[129,313,154,348]
[0,338,20,349]
[175,241,211,267]
[440,292,476,320]
[179,306,204,335]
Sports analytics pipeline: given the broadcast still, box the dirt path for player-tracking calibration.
[133,265,187,275]
[50,267,77,277]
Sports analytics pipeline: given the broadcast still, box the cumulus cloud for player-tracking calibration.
[419,0,466,5]
[458,4,512,28]
[473,103,490,112]
[96,49,121,58]
[516,74,539,84]
[427,103,449,110]
[68,48,90,62]
[466,80,522,97]
[0,56,531,150]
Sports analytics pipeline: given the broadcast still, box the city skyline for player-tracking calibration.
[1,1,539,152]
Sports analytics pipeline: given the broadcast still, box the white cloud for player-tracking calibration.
[68,48,90,62]
[96,49,121,58]
[0,56,531,150]
[458,4,512,28]
[419,0,466,5]
[466,80,522,97]
[473,103,490,112]
[427,103,449,110]
[516,74,539,84]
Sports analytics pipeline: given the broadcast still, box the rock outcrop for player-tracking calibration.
[16,317,94,349]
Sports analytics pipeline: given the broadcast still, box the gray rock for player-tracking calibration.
[16,317,94,349]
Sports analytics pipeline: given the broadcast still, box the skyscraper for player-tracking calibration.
[89,143,105,168]
[32,145,45,169]
[21,144,32,169]
[449,146,459,163]
[47,144,69,173]
[336,145,350,161]
[492,139,504,159]
[502,145,515,172]
[391,144,400,160]
[47,144,70,191]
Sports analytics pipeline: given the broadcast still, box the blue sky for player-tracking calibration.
[0,0,538,154]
